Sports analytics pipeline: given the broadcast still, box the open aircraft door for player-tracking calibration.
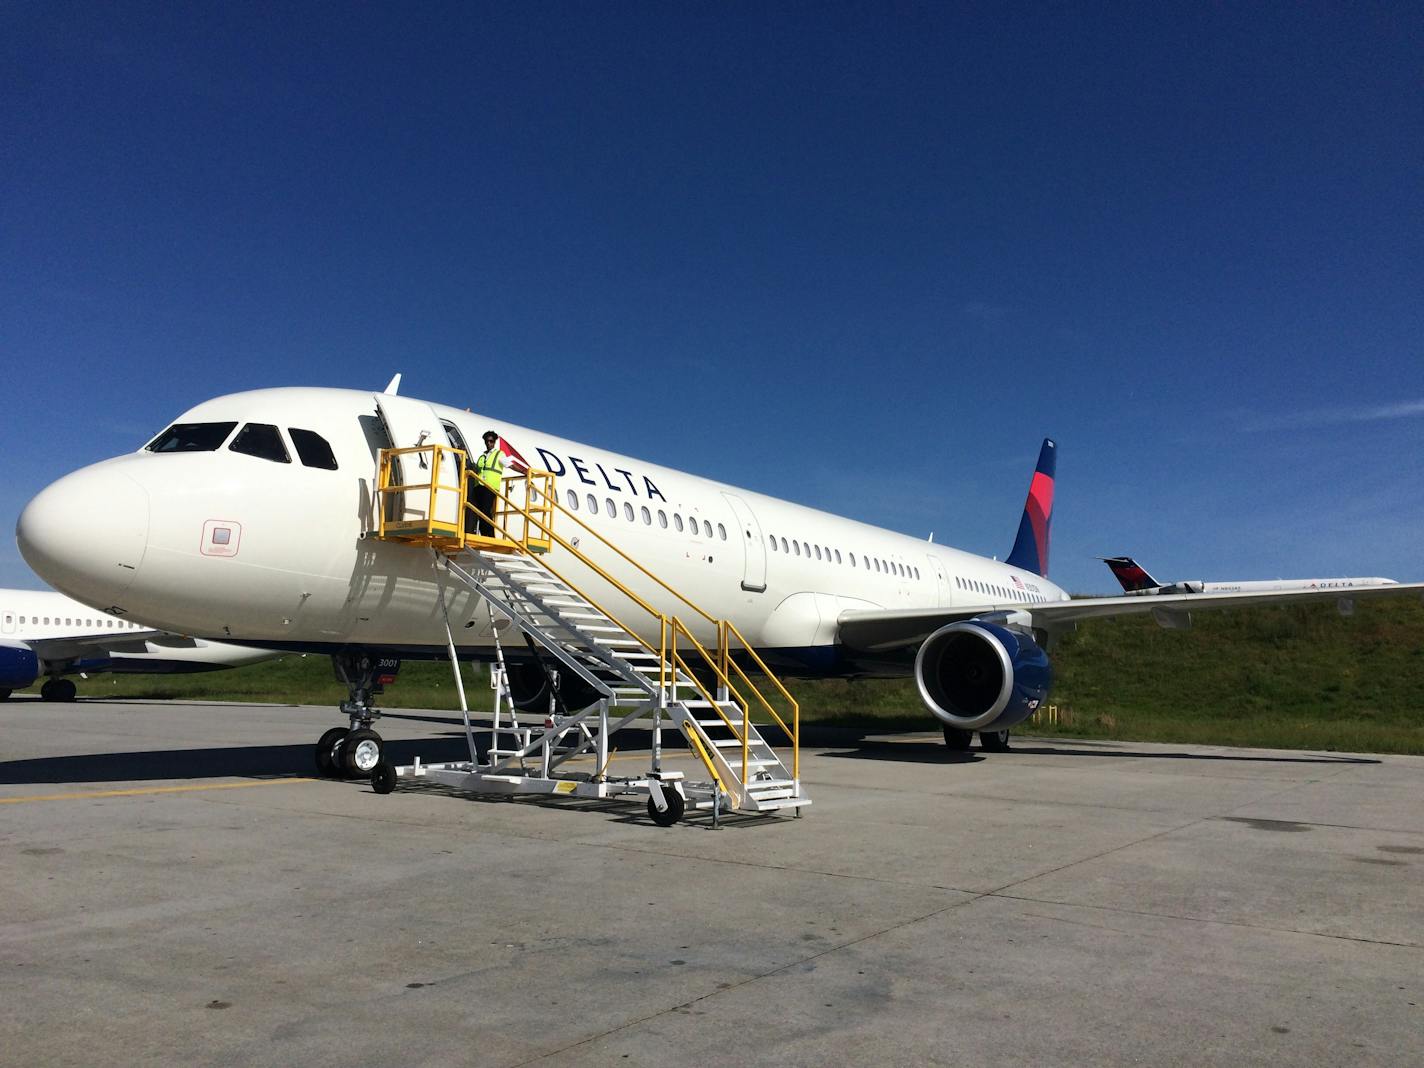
[722,492,767,593]
[373,394,462,530]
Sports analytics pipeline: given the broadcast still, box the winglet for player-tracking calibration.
[1100,556,1163,593]
[382,373,402,395]
[1004,438,1056,577]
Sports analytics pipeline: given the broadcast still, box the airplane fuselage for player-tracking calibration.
[17,387,1068,675]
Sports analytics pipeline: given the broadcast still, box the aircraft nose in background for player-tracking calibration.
[17,465,150,605]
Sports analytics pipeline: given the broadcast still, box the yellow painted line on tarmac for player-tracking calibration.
[0,778,317,805]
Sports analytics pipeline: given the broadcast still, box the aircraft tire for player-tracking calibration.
[41,678,76,702]
[647,785,685,827]
[370,762,397,795]
[342,728,384,777]
[979,729,1012,753]
[942,726,973,751]
[315,727,350,777]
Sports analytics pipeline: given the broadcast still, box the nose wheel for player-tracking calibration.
[342,728,385,776]
[314,726,386,778]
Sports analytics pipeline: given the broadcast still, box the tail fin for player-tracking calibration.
[1100,556,1162,592]
[1005,438,1056,577]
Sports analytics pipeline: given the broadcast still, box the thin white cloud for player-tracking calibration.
[1239,399,1424,432]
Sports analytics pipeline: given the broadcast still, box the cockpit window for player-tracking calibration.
[229,423,291,463]
[288,428,339,470]
[145,422,238,453]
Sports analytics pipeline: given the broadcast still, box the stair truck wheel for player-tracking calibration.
[370,762,397,795]
[647,782,685,827]
[315,727,349,777]
[342,728,384,777]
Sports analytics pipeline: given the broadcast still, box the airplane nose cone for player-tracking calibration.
[17,464,150,606]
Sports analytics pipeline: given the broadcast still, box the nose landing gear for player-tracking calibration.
[314,652,391,779]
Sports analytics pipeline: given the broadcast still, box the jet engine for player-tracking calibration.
[913,620,1051,732]
[0,644,40,691]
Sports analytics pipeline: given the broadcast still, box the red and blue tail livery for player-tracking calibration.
[1004,438,1056,578]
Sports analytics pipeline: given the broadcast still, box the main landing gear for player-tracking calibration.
[40,678,77,702]
[942,726,1012,752]
[314,652,390,779]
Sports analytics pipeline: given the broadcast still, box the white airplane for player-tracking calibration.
[14,383,1422,773]
[0,586,279,701]
[1102,556,1399,597]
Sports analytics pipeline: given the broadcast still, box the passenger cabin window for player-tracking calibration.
[288,428,339,470]
[146,421,238,453]
[229,423,291,463]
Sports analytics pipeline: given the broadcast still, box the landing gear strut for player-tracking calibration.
[315,652,391,778]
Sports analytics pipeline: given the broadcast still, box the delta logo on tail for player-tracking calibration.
[1005,439,1056,578]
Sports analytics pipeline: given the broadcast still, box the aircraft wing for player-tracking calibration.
[22,630,168,663]
[837,583,1424,654]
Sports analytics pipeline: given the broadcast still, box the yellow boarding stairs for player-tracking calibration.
[372,443,808,825]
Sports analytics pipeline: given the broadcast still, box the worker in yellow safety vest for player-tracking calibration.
[470,430,504,537]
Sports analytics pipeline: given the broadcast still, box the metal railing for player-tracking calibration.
[373,444,799,790]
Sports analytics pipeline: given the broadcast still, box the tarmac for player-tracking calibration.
[1,696,1420,1067]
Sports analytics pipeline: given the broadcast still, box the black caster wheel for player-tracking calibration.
[647,784,685,827]
[370,762,397,795]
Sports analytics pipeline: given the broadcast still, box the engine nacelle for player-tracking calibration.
[914,620,1051,732]
[0,644,40,690]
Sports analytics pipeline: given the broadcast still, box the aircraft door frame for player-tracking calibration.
[929,556,953,607]
[722,492,768,593]
[373,394,461,529]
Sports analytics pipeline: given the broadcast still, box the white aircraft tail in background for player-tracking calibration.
[1101,556,1399,597]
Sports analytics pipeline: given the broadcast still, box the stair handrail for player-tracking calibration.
[375,444,467,537]
[487,481,799,739]
[377,444,799,794]
[475,459,800,787]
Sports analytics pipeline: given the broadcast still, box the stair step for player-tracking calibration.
[745,797,810,813]
[746,779,796,791]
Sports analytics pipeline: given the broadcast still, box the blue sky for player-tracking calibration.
[3,3,1421,594]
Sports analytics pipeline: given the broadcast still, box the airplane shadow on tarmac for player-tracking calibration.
[0,716,711,786]
[0,734,477,786]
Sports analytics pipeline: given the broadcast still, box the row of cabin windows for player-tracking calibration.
[565,490,730,541]
[955,575,1047,604]
[146,422,339,470]
[12,616,141,629]
[767,535,922,581]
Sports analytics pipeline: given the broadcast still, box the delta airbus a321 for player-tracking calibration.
[13,381,1421,784]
